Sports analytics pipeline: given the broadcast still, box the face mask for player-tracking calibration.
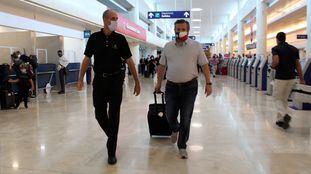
[175,31,188,42]
[108,21,118,31]
[21,68,27,73]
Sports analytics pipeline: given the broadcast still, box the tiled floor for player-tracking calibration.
[0,75,311,174]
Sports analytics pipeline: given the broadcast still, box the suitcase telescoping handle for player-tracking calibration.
[153,91,165,105]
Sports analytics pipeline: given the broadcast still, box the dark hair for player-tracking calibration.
[276,32,286,42]
[57,50,62,53]
[174,19,190,31]
[103,9,111,20]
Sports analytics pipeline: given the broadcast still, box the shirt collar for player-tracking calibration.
[100,28,115,37]
[174,38,189,46]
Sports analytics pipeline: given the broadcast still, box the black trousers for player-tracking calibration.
[59,68,66,92]
[92,73,124,157]
[17,86,29,106]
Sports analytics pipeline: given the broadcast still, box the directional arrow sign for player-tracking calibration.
[184,11,190,18]
[148,12,154,19]
[148,11,191,19]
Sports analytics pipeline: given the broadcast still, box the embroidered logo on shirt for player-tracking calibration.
[112,44,118,49]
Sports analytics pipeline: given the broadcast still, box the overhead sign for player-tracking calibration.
[116,14,146,42]
[246,43,256,50]
[297,34,308,39]
[148,11,191,19]
[84,30,91,38]
[172,36,196,40]
[201,43,215,50]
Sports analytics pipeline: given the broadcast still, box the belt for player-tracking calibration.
[97,71,123,78]
[167,78,197,86]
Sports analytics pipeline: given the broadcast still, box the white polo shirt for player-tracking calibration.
[160,39,208,83]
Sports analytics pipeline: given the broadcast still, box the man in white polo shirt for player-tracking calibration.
[155,19,212,159]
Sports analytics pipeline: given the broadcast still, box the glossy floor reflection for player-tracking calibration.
[1,75,311,174]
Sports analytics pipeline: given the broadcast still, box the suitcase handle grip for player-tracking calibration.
[153,91,165,105]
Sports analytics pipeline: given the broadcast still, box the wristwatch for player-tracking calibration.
[206,82,212,85]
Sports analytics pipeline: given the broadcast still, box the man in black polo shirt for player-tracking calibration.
[271,32,305,130]
[77,9,141,165]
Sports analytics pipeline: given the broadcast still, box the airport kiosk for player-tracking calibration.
[246,57,255,84]
[256,55,268,91]
[291,58,311,110]
[235,58,241,79]
[238,58,244,80]
[266,66,275,95]
[241,58,249,82]
[251,57,261,87]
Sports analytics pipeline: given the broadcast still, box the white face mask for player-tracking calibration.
[108,21,118,31]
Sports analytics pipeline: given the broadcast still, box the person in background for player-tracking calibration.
[57,50,69,94]
[77,9,140,165]
[9,63,34,109]
[271,32,305,130]
[155,19,212,159]
[210,54,219,77]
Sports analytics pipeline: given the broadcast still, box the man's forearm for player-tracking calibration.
[79,57,90,81]
[202,64,212,83]
[127,58,139,83]
[157,65,166,83]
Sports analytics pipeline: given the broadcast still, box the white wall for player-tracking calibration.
[36,36,63,64]
[0,31,35,64]
[63,37,84,63]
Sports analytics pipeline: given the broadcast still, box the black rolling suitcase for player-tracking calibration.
[148,92,172,137]
[0,90,16,110]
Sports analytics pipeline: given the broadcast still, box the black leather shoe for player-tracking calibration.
[58,91,65,94]
[276,115,291,130]
[108,156,117,165]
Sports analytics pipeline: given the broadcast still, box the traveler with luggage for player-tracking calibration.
[77,9,140,165]
[155,19,212,159]
[57,50,69,94]
[8,63,34,109]
[271,32,305,129]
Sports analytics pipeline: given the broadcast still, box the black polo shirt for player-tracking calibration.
[272,42,299,80]
[84,29,132,74]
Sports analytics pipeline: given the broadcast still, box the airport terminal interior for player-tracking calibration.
[0,0,311,173]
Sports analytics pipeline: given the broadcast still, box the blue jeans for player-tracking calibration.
[165,79,198,149]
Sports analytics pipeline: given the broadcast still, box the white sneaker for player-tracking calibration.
[171,132,178,144]
[179,149,188,159]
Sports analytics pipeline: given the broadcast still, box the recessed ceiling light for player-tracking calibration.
[192,19,201,22]
[192,26,200,29]
[191,8,203,12]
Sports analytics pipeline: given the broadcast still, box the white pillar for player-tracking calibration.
[256,0,268,57]
[222,33,226,55]
[237,0,245,56]
[307,0,311,59]
[228,29,233,55]
[128,0,140,63]
[237,20,245,56]
[218,41,221,54]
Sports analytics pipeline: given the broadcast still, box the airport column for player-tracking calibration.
[256,0,268,57]
[128,0,140,63]
[218,41,221,54]
[237,0,245,56]
[228,29,233,55]
[307,0,311,59]
[222,33,226,55]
